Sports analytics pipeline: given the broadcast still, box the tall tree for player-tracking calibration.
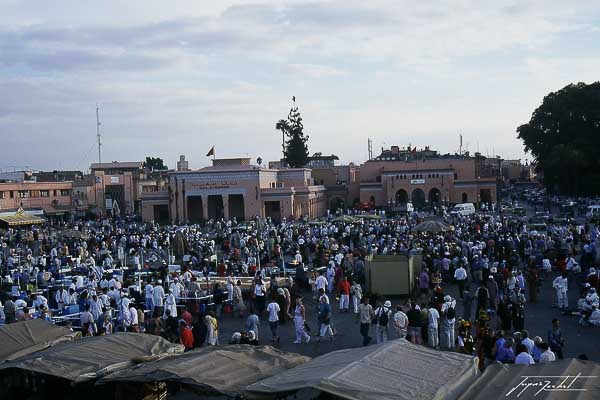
[517,82,600,195]
[276,105,309,168]
[143,156,167,171]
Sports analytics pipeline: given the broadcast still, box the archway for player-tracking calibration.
[228,194,245,220]
[428,188,441,205]
[264,201,281,222]
[187,196,203,222]
[395,189,408,204]
[411,188,426,209]
[480,189,492,204]
[207,195,224,220]
[462,192,468,203]
[330,197,345,211]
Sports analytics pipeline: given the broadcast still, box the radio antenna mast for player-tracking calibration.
[96,105,102,164]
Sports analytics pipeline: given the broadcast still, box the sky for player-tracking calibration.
[1,0,600,171]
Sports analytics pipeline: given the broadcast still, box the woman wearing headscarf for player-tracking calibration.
[163,288,177,318]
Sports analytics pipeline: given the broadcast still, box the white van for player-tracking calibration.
[587,205,600,221]
[450,203,476,216]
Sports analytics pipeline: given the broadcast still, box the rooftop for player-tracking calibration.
[90,161,143,170]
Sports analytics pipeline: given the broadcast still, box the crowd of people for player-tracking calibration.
[1,201,599,368]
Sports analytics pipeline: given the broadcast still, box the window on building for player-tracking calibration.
[60,189,70,196]
[9,191,14,198]
[454,173,458,180]
[53,190,58,196]
[41,190,50,197]
[30,190,40,198]
[0,191,4,199]
[18,190,29,198]
[376,176,381,182]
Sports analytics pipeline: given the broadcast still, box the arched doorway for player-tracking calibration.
[480,189,492,204]
[411,188,425,209]
[208,195,224,220]
[187,196,203,222]
[461,192,468,203]
[228,194,245,220]
[330,197,345,211]
[395,189,408,204]
[428,188,441,205]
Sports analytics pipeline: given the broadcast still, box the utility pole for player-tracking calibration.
[367,138,373,160]
[96,105,102,164]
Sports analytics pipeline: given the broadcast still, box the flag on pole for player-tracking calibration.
[206,146,215,157]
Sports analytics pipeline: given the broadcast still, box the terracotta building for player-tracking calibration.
[90,162,145,215]
[356,146,498,209]
[141,157,327,223]
[0,181,74,218]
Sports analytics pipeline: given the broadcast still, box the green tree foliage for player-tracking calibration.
[276,106,309,168]
[143,156,167,171]
[517,82,600,195]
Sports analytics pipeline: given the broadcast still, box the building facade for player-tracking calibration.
[357,146,498,209]
[0,181,73,216]
[141,158,327,223]
[90,162,145,215]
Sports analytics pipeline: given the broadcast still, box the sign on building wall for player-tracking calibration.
[110,176,120,184]
[189,181,239,190]
[410,179,425,184]
[105,199,113,209]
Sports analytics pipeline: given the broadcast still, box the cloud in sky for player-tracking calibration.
[1,0,599,170]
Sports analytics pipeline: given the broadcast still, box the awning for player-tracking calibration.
[0,333,184,383]
[0,207,46,226]
[98,345,310,397]
[0,319,79,363]
[246,339,479,400]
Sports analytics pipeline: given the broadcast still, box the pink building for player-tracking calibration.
[357,146,498,209]
[141,158,327,223]
[0,181,73,217]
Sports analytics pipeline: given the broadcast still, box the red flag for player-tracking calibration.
[206,146,214,157]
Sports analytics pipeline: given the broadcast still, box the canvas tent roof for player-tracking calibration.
[0,207,45,226]
[0,319,79,363]
[459,359,600,400]
[246,339,479,400]
[0,332,183,383]
[98,345,310,397]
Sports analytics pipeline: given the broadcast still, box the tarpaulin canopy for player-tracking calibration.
[459,359,600,400]
[246,339,479,400]
[413,220,451,233]
[0,332,183,383]
[98,345,310,397]
[0,319,79,363]
[0,207,46,227]
[332,215,358,223]
[356,214,382,220]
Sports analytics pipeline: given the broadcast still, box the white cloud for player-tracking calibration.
[1,0,599,169]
